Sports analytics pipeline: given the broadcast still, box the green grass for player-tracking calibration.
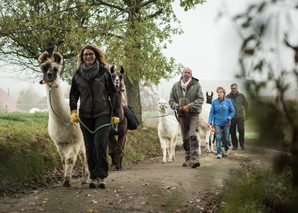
[221,169,298,213]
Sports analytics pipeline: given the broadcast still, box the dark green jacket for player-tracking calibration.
[169,77,204,116]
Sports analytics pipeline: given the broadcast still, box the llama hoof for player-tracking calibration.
[162,161,166,164]
[81,181,87,185]
[63,180,71,187]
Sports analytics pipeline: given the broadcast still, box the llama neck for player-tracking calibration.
[159,110,168,123]
[45,79,69,120]
[118,90,127,106]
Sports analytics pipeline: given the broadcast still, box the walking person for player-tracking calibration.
[208,87,235,159]
[69,44,120,189]
[169,67,204,168]
[226,83,249,150]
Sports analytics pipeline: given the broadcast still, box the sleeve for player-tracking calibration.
[208,102,215,125]
[190,83,204,114]
[106,70,120,117]
[169,85,178,110]
[69,74,80,112]
[227,99,235,120]
[243,94,249,117]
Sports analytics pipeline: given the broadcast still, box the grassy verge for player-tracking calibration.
[0,112,161,195]
[220,169,298,212]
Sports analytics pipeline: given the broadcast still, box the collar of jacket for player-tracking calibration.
[76,63,105,79]
[229,91,239,97]
[179,77,199,89]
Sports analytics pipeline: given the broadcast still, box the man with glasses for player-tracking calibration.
[226,83,249,150]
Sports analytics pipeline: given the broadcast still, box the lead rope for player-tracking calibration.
[48,88,118,133]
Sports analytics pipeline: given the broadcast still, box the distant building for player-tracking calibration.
[0,88,18,112]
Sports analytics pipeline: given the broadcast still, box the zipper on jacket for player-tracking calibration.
[218,102,221,125]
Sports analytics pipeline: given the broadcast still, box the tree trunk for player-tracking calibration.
[125,78,142,124]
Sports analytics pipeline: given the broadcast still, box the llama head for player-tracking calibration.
[158,98,168,113]
[38,51,63,84]
[110,65,125,91]
[206,91,213,104]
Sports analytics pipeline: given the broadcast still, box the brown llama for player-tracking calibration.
[38,51,89,187]
[108,65,128,171]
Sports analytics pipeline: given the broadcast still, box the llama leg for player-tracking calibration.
[108,135,117,168]
[56,145,67,169]
[205,130,211,153]
[78,143,89,184]
[161,140,167,164]
[172,136,177,161]
[168,143,172,163]
[114,134,126,171]
[198,136,201,155]
[211,132,215,153]
[63,146,80,187]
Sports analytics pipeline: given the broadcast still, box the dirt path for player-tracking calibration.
[0,136,277,213]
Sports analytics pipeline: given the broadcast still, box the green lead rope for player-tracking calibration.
[49,89,118,133]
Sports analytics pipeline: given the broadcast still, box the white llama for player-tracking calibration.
[38,51,89,187]
[157,98,179,163]
[199,104,215,153]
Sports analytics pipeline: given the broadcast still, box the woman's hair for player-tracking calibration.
[77,44,107,68]
[216,87,226,96]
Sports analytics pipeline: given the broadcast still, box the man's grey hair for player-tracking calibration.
[231,83,238,88]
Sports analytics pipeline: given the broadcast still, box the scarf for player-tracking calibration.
[180,78,191,91]
[79,59,100,81]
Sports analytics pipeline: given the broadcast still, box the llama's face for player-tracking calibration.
[38,52,63,84]
[110,66,125,91]
[206,91,213,104]
[158,99,168,113]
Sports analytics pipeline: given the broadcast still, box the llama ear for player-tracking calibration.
[38,51,49,65]
[52,52,63,64]
[120,66,125,74]
[111,65,115,73]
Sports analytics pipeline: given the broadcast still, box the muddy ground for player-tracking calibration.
[0,136,277,213]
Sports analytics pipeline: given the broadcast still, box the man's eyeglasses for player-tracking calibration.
[83,53,95,57]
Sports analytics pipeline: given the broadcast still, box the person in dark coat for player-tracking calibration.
[226,83,249,150]
[69,44,120,189]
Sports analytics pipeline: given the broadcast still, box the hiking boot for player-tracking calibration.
[191,158,200,168]
[89,179,97,188]
[97,178,106,189]
[224,150,229,157]
[216,155,222,159]
[232,147,237,150]
[182,157,191,167]
[241,146,245,150]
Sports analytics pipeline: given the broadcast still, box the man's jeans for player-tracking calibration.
[230,116,245,149]
[214,125,230,156]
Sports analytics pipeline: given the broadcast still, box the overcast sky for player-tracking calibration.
[0,0,296,101]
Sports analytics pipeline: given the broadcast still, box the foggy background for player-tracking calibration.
[0,0,296,109]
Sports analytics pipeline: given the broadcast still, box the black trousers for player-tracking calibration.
[230,116,245,149]
[80,114,110,179]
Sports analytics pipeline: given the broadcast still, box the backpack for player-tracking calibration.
[123,105,140,130]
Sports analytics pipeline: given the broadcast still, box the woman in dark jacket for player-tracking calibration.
[69,44,120,189]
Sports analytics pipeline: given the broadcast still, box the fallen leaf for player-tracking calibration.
[91,200,98,204]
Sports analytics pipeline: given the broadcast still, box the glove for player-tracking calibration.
[70,110,79,124]
[174,105,182,112]
[111,117,120,125]
[182,104,191,113]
